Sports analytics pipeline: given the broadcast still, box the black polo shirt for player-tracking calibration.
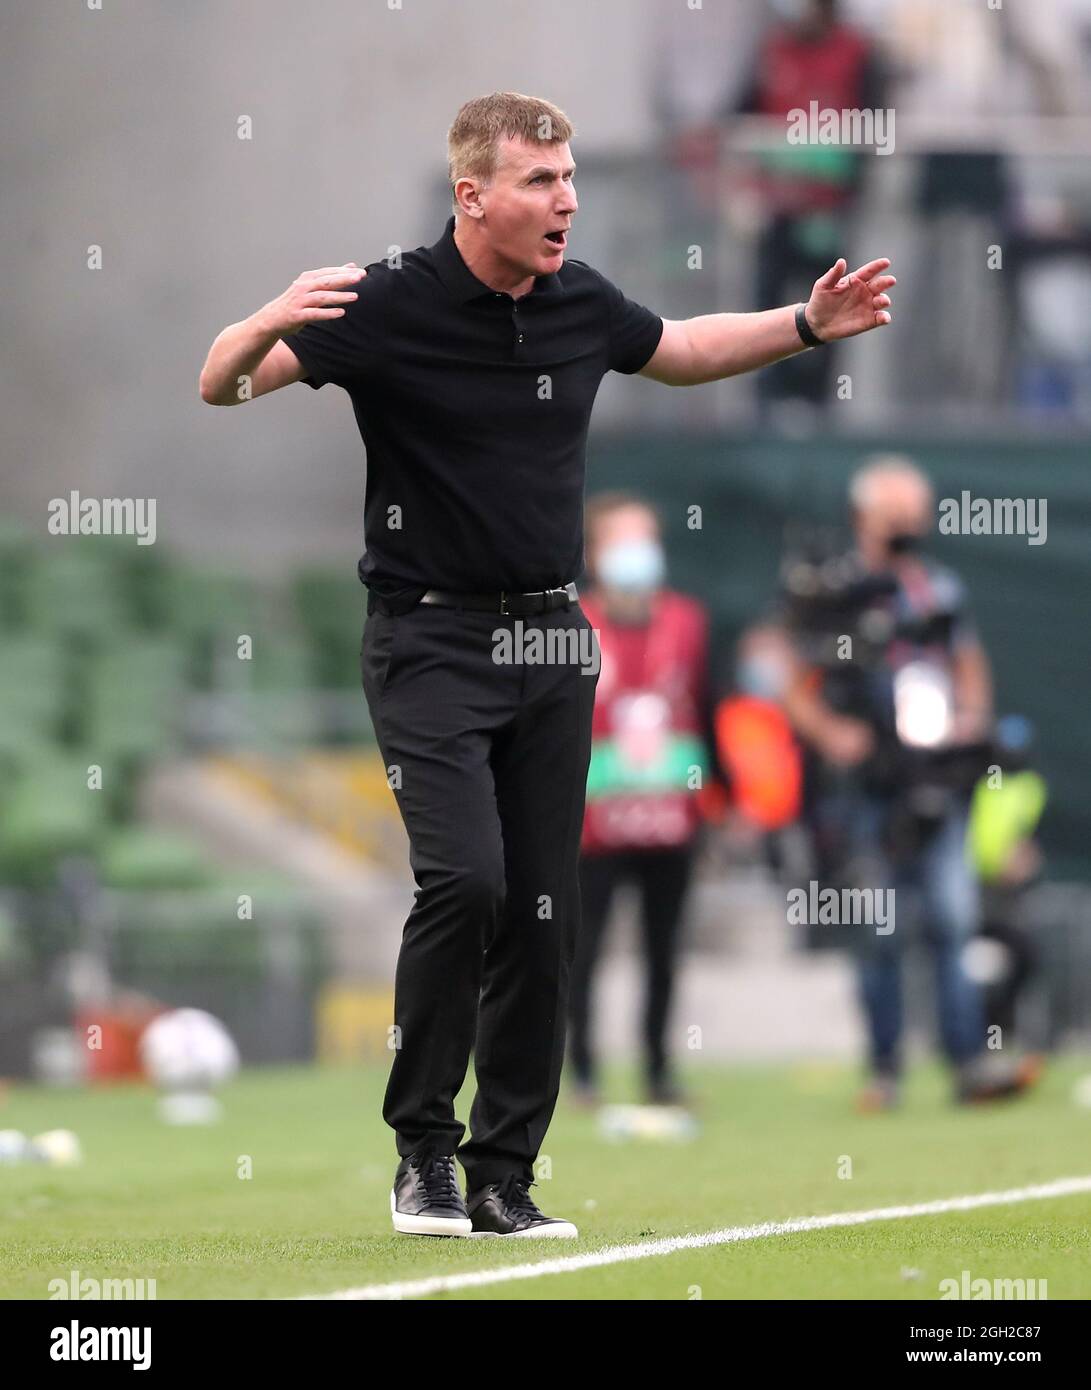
[281,215,663,612]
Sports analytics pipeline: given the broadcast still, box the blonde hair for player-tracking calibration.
[849,454,934,514]
[447,92,574,206]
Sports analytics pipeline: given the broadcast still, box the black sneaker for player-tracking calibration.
[390,1151,471,1237]
[466,1175,578,1239]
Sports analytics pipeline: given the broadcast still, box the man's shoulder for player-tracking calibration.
[558,257,614,293]
[351,244,439,301]
[556,259,643,322]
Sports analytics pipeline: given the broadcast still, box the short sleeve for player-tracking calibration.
[279,264,386,391]
[600,273,664,375]
[929,563,979,648]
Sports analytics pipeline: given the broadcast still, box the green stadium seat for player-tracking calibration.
[293,569,368,689]
[0,754,108,887]
[98,826,216,891]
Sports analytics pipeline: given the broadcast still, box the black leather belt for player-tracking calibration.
[419,581,579,616]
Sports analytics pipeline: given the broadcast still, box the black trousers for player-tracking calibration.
[360,596,598,1190]
[567,845,696,1090]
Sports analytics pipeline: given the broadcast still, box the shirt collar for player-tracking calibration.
[430,215,564,303]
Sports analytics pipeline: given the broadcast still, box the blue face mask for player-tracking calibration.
[597,539,665,595]
[737,659,788,701]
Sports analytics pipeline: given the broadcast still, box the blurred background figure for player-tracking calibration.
[868,0,1091,418]
[779,455,1039,1109]
[967,714,1048,1065]
[711,623,804,867]
[566,493,716,1108]
[730,0,885,418]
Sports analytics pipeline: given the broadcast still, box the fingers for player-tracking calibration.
[302,263,361,277]
[873,293,891,309]
[849,256,891,283]
[279,263,366,332]
[315,270,367,290]
[305,292,360,310]
[867,274,896,294]
[875,309,892,326]
[299,267,366,291]
[819,257,848,288]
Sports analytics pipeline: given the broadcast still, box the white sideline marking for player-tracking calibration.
[304,1174,1091,1301]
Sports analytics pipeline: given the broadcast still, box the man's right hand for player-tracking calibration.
[256,263,367,336]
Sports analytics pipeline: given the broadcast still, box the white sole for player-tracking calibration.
[471,1221,579,1239]
[390,1189,472,1237]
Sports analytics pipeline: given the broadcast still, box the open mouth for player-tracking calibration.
[544,230,567,248]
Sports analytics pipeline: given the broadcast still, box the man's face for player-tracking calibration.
[593,504,659,560]
[476,136,578,278]
[854,475,934,560]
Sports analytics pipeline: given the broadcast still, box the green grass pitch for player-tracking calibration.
[2,1057,1089,1300]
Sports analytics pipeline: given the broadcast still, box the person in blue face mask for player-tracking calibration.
[594,532,667,606]
[568,492,720,1108]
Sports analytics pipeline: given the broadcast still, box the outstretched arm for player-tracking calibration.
[639,257,895,387]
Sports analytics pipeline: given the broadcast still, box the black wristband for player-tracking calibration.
[795,302,825,347]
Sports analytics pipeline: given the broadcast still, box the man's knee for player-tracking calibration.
[445,854,506,926]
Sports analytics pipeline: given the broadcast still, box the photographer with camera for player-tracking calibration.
[781,456,1037,1110]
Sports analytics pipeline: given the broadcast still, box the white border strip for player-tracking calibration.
[303,1174,1091,1301]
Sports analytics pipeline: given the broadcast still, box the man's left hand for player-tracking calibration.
[804,257,895,342]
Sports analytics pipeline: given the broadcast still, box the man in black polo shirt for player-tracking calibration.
[199,91,895,1238]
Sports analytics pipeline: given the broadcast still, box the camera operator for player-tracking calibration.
[781,455,1037,1109]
